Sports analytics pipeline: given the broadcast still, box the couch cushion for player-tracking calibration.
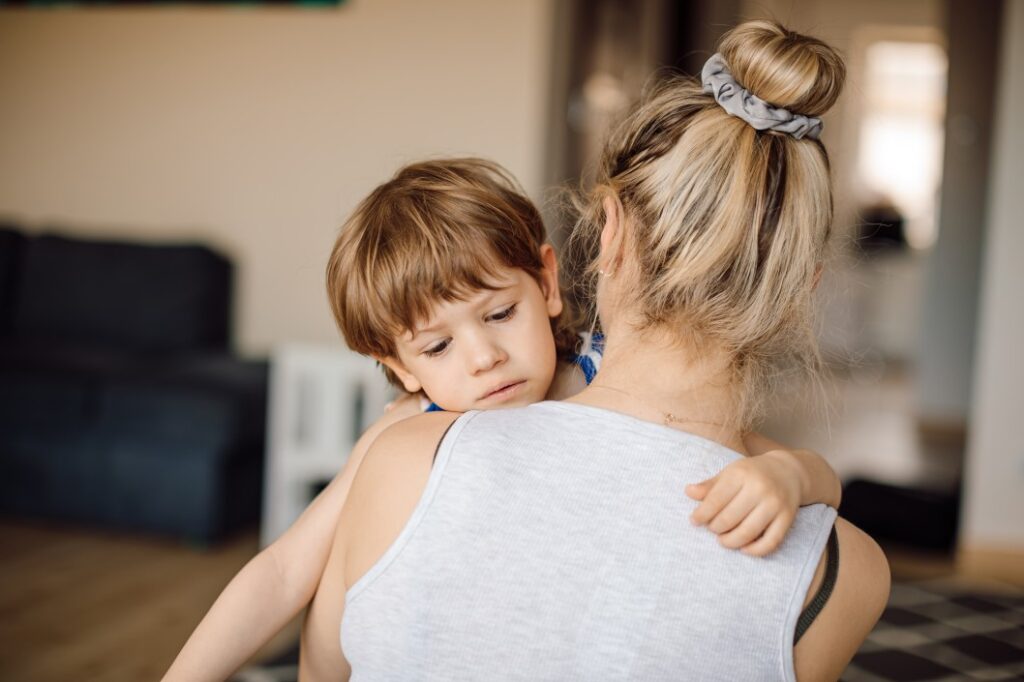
[97,358,268,464]
[0,353,267,541]
[11,233,231,352]
[0,345,266,463]
[0,225,25,335]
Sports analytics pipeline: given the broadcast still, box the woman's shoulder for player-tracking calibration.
[365,410,463,468]
[342,410,463,589]
[793,516,890,680]
[347,410,463,530]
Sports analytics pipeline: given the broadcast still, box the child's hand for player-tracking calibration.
[685,450,804,557]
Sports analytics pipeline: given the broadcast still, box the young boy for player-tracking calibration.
[163,158,841,682]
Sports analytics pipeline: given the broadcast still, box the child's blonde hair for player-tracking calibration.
[327,158,578,387]
[571,20,846,426]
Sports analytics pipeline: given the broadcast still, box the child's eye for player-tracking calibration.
[422,339,451,357]
[487,304,517,323]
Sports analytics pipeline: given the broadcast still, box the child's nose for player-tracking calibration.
[467,336,507,374]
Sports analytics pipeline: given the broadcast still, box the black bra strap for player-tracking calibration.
[794,525,839,644]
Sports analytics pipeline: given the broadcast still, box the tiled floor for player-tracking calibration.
[843,582,1024,681]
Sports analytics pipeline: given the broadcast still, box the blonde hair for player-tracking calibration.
[570,20,846,426]
[327,158,578,387]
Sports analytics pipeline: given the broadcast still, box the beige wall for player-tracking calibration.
[0,0,553,356]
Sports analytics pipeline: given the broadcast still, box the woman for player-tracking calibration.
[303,20,889,681]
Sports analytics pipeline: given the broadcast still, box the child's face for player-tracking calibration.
[380,246,563,413]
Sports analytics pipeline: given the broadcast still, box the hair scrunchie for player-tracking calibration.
[701,52,823,140]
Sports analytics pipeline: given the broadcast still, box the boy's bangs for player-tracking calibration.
[372,228,535,343]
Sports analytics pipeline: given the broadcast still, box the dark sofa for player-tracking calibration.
[0,225,267,543]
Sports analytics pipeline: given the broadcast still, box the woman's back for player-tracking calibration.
[342,402,835,681]
[325,20,890,681]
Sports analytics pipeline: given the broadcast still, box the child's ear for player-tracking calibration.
[538,243,564,318]
[375,355,422,394]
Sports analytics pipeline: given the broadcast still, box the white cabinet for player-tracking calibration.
[261,344,393,547]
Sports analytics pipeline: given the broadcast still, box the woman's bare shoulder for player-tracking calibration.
[348,410,462,514]
[341,411,462,589]
[367,410,462,463]
[793,517,890,681]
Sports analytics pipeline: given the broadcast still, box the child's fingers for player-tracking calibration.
[739,513,794,557]
[690,475,742,526]
[717,503,775,549]
[684,478,713,501]
[705,491,758,535]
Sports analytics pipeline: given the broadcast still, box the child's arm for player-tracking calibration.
[742,431,842,508]
[161,394,421,682]
[685,433,841,557]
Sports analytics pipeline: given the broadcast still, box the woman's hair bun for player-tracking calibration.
[718,20,845,117]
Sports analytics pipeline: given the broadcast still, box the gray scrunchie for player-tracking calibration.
[701,52,823,140]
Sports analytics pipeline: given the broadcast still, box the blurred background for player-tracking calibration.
[1,0,1022,680]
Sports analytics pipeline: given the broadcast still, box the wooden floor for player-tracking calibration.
[0,518,299,682]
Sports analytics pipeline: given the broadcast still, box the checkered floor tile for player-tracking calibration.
[232,581,1024,682]
[842,582,1024,681]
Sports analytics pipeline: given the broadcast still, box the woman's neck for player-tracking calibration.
[546,359,588,401]
[569,325,747,454]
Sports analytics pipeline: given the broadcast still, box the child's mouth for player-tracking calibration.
[481,380,526,403]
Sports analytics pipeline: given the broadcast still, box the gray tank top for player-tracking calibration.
[342,401,836,681]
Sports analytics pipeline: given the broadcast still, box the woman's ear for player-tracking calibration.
[538,243,564,318]
[375,355,422,394]
[600,195,623,274]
